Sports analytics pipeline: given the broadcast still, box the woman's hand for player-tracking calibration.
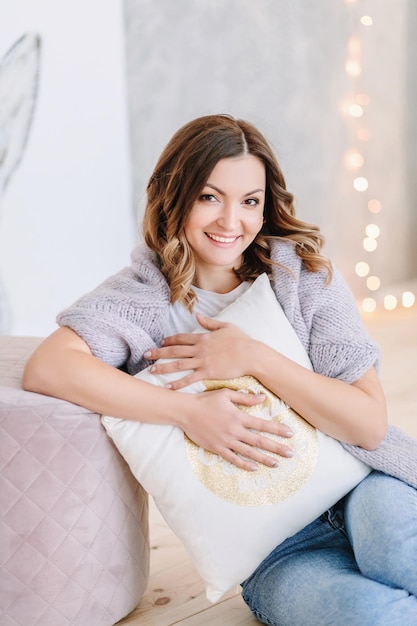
[144,314,253,389]
[181,387,294,471]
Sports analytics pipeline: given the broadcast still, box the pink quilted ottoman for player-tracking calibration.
[0,336,149,626]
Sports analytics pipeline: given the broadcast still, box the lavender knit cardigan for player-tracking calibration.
[57,240,417,489]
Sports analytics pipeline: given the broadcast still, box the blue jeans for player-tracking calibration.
[241,472,417,625]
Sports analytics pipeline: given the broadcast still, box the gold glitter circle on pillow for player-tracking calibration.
[184,376,318,506]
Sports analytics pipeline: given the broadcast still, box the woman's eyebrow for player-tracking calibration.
[205,183,265,196]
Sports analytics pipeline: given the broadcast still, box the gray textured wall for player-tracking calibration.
[123,0,416,299]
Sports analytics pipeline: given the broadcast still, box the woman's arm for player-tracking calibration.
[22,327,295,471]
[249,339,387,449]
[144,316,388,450]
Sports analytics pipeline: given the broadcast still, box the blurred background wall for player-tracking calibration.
[0,0,416,337]
[0,0,134,336]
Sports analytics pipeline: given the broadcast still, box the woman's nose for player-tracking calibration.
[216,204,239,230]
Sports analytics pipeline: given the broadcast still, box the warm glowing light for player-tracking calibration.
[363,237,377,252]
[345,151,364,169]
[368,199,382,214]
[345,61,362,77]
[357,128,371,141]
[347,37,361,54]
[367,276,381,291]
[355,262,370,277]
[345,0,358,4]
[402,291,416,308]
[365,223,380,238]
[384,295,397,310]
[354,177,368,191]
[362,298,376,313]
[356,93,370,106]
[349,104,364,118]
[339,6,409,314]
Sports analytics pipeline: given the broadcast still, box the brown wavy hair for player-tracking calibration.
[143,114,332,309]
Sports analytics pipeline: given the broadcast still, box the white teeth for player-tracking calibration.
[206,233,237,243]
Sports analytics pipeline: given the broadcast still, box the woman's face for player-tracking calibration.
[184,155,265,288]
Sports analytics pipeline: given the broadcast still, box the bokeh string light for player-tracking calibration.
[342,0,415,314]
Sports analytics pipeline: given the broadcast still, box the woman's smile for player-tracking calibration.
[205,232,241,244]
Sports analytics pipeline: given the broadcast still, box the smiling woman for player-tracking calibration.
[23,114,417,625]
[142,114,330,313]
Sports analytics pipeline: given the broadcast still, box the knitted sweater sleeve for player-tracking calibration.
[270,242,417,488]
[303,266,380,383]
[270,241,380,384]
[56,246,171,375]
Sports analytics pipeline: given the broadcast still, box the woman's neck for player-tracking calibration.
[194,268,242,294]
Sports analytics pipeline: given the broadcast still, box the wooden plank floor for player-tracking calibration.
[117,308,417,626]
[117,500,258,626]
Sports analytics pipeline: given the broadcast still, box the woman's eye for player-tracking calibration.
[245,198,260,206]
[199,193,217,202]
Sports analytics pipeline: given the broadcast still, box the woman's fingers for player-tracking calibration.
[212,391,296,466]
[144,344,196,363]
[241,429,294,461]
[219,449,260,472]
[182,389,296,470]
[195,314,228,332]
[224,391,295,464]
[216,438,293,471]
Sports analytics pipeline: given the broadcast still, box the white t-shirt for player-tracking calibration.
[167,282,251,336]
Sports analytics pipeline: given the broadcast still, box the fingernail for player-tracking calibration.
[283,449,294,458]
[249,463,258,471]
[284,429,294,437]
[270,460,279,468]
[143,351,151,358]
[148,366,156,373]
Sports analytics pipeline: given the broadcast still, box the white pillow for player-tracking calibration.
[102,274,371,602]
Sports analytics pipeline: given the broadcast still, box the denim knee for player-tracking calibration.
[242,476,417,625]
[345,471,417,595]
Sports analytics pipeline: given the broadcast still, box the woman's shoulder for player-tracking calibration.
[56,244,171,370]
[269,241,380,383]
[129,243,165,284]
[269,238,349,301]
[269,238,301,269]
[269,239,326,311]
[103,243,171,303]
[81,243,169,305]
[57,243,170,325]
